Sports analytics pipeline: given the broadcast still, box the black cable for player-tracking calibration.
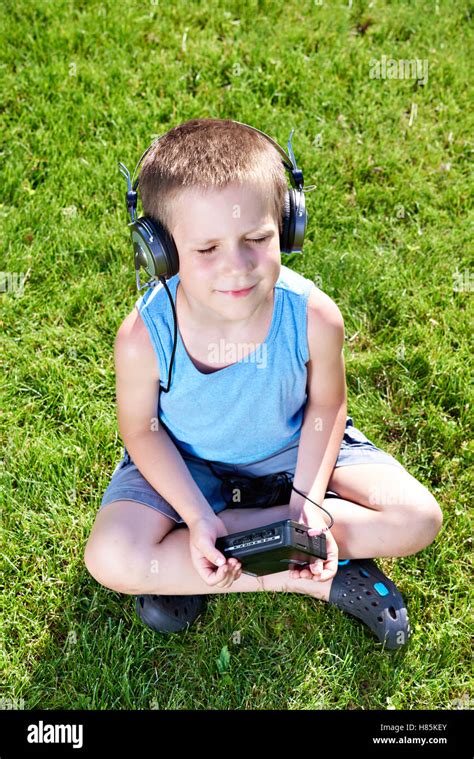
[290,484,335,530]
[158,275,177,393]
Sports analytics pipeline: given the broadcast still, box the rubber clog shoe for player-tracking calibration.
[135,594,207,633]
[328,558,411,649]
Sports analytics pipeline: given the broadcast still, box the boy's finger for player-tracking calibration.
[218,567,237,587]
[297,568,313,579]
[211,562,228,578]
[201,541,226,568]
[318,569,335,582]
[203,568,224,586]
[213,552,227,567]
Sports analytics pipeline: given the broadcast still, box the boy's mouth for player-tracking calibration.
[217,284,256,297]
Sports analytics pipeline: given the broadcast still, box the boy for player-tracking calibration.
[84,119,443,649]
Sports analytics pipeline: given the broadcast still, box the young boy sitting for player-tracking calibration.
[84,118,443,650]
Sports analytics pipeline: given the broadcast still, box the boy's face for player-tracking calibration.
[168,182,281,327]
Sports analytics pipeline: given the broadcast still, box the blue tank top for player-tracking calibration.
[134,264,316,465]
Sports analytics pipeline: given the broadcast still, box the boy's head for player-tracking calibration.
[137,119,289,325]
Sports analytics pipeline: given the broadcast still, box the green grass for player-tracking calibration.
[1,0,472,710]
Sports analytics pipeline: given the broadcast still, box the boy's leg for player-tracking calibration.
[84,499,333,601]
[84,464,441,599]
[84,500,176,590]
[324,463,443,559]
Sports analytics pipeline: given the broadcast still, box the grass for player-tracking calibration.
[1,0,472,710]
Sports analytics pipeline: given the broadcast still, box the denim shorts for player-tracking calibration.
[99,416,404,525]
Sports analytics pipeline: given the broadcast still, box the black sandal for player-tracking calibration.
[328,559,411,649]
[135,594,207,633]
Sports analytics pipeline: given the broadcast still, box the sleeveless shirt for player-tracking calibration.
[134,264,316,465]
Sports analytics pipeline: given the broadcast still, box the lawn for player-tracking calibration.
[1,0,472,710]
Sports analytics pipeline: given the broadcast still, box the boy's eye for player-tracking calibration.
[197,245,217,255]
[197,236,269,255]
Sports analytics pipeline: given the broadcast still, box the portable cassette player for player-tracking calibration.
[215,519,327,577]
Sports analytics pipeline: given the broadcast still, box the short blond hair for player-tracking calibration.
[138,118,289,237]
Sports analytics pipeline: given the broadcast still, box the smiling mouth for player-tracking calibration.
[218,284,256,293]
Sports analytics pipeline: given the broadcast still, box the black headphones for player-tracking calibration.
[118,120,315,391]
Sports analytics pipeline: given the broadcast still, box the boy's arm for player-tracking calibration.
[289,288,347,524]
[114,308,217,526]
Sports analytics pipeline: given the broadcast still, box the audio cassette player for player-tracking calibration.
[215,519,327,577]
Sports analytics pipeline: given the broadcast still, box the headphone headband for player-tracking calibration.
[129,119,305,195]
[119,120,312,231]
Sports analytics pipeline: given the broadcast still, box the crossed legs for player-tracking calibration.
[84,463,443,602]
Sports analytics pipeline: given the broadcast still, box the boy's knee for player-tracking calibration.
[407,494,443,550]
[84,536,150,594]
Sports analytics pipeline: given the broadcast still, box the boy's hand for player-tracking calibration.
[188,515,242,588]
[288,510,339,583]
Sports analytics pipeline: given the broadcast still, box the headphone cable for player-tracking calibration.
[290,484,335,532]
[157,275,177,393]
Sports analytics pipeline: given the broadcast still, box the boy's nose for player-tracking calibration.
[222,245,254,275]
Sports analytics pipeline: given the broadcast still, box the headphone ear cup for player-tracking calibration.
[280,188,306,255]
[131,217,180,279]
[280,190,293,254]
[291,188,306,253]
